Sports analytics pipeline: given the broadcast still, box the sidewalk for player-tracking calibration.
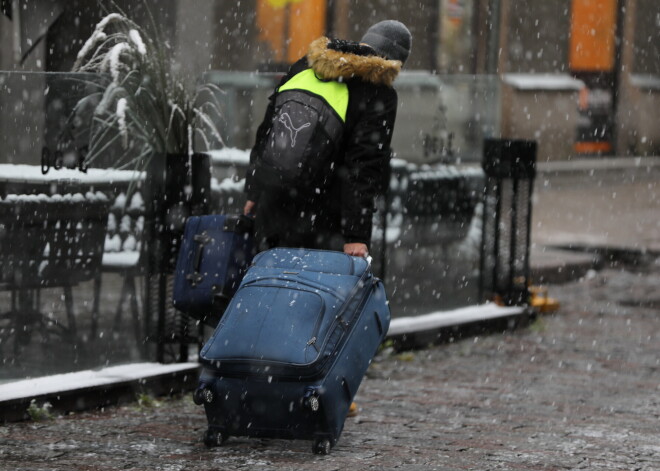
[1,156,659,468]
[530,155,660,283]
[1,260,658,470]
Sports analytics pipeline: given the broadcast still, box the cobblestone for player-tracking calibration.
[1,261,658,470]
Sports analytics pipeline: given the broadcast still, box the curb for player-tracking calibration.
[0,304,536,422]
[0,363,199,423]
[536,155,660,176]
[530,246,602,285]
[553,243,660,266]
[530,244,660,287]
[387,304,535,351]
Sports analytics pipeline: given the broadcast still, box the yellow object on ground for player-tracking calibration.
[529,286,560,313]
[348,402,358,417]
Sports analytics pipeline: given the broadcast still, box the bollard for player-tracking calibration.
[479,138,537,306]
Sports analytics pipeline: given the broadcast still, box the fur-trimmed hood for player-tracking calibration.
[307,37,401,88]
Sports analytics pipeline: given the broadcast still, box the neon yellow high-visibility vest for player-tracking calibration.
[278,69,349,122]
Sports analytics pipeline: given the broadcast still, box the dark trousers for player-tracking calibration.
[254,189,344,253]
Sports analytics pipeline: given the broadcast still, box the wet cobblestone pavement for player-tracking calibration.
[1,261,659,471]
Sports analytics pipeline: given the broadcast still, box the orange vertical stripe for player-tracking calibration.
[287,0,326,63]
[569,0,617,71]
[257,0,287,62]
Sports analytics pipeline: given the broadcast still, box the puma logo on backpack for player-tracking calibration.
[256,69,349,189]
[278,113,311,148]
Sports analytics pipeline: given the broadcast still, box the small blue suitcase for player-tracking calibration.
[193,247,390,454]
[172,214,255,326]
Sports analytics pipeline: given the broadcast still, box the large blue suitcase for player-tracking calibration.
[172,214,255,326]
[193,247,390,454]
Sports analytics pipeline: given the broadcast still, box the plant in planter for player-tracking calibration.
[70,9,224,239]
[68,8,225,362]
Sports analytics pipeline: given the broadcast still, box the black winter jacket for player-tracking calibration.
[245,37,401,246]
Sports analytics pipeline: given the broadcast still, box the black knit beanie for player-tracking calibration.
[360,20,412,64]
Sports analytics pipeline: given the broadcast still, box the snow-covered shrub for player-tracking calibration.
[70,8,223,177]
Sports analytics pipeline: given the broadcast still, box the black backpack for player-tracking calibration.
[256,68,349,190]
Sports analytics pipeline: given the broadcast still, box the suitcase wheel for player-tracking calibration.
[302,389,320,412]
[193,386,214,405]
[306,394,320,412]
[203,428,227,448]
[312,438,332,455]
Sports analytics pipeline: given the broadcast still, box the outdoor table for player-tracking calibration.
[0,164,138,349]
[0,164,142,196]
[0,193,110,348]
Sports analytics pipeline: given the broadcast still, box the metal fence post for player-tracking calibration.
[144,153,211,363]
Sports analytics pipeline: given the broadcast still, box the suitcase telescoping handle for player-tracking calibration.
[223,214,254,233]
[187,231,211,286]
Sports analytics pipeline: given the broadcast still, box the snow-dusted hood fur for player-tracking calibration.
[307,37,401,87]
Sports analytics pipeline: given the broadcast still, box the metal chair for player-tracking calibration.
[96,191,146,348]
[0,194,110,350]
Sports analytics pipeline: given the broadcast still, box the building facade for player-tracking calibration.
[1,0,658,163]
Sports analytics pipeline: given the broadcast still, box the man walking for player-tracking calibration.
[244,20,412,258]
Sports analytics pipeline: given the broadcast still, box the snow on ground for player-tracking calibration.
[387,303,524,336]
[207,147,250,166]
[0,164,141,184]
[502,73,584,90]
[0,363,198,401]
[212,176,245,193]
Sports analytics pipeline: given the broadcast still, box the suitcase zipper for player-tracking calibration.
[240,275,347,300]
